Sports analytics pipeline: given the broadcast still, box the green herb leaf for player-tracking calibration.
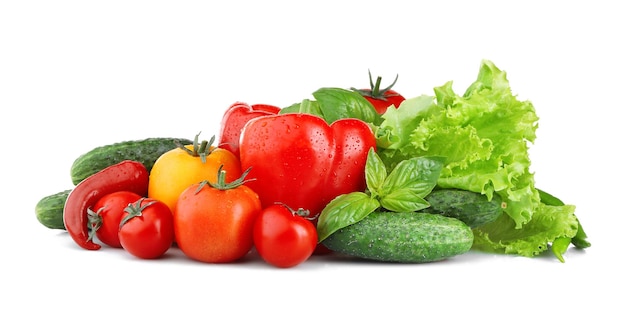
[280,87,379,125]
[379,156,444,199]
[364,148,386,197]
[380,189,431,212]
[316,192,380,242]
[313,87,380,124]
[279,99,323,116]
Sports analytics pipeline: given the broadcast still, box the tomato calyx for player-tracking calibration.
[175,132,217,164]
[196,165,255,192]
[351,70,400,100]
[87,208,104,242]
[119,199,154,228]
[274,202,318,221]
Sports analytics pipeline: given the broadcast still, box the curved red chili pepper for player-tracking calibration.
[63,160,149,250]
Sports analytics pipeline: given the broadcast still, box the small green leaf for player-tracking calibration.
[380,156,444,198]
[380,189,431,212]
[314,87,380,124]
[365,148,387,197]
[279,99,324,117]
[316,192,380,242]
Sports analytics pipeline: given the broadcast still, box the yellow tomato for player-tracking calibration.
[148,138,242,211]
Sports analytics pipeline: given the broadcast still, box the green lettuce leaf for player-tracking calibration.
[471,203,579,257]
[374,59,586,258]
[378,60,539,229]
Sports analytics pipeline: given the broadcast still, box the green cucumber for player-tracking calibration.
[422,189,503,228]
[322,211,473,263]
[35,189,71,230]
[70,137,192,185]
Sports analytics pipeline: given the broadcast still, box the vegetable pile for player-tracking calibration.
[35,60,590,267]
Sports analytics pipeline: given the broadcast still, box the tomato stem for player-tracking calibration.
[175,132,217,164]
[87,208,103,242]
[119,198,155,229]
[274,202,318,221]
[196,165,256,192]
[351,70,400,100]
[371,72,382,95]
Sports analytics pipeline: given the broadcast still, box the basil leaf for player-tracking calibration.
[380,156,445,199]
[365,148,386,197]
[313,87,380,124]
[279,99,324,117]
[380,189,431,212]
[316,192,380,242]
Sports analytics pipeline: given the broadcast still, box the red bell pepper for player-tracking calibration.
[218,102,281,157]
[239,113,376,218]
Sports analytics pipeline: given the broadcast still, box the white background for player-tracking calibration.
[2,1,624,311]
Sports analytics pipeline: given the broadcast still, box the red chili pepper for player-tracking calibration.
[63,160,149,250]
[218,102,281,158]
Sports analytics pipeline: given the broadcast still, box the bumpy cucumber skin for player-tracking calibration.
[423,189,503,228]
[70,137,192,185]
[322,211,474,263]
[35,190,71,230]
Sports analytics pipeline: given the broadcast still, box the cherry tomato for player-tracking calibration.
[174,168,262,263]
[88,191,143,248]
[118,198,175,259]
[148,133,242,212]
[352,70,405,114]
[253,203,318,268]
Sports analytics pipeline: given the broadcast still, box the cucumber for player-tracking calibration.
[70,137,192,185]
[35,189,71,230]
[322,211,473,263]
[422,189,503,228]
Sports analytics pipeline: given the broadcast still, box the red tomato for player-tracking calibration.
[88,191,142,248]
[352,71,405,114]
[173,170,263,263]
[253,204,318,268]
[118,198,174,259]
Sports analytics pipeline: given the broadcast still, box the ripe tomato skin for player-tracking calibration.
[362,90,406,114]
[253,204,318,268]
[118,198,174,259]
[148,139,242,211]
[89,191,142,248]
[174,180,262,263]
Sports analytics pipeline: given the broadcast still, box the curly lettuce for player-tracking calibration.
[374,60,588,258]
